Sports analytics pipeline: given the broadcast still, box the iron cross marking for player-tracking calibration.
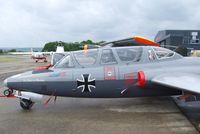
[77,74,96,92]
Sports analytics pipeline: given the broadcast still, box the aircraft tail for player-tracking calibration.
[56,46,64,53]
[30,48,33,54]
[30,48,34,58]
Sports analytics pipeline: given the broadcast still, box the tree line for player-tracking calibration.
[0,49,16,54]
[42,40,105,52]
[0,40,105,54]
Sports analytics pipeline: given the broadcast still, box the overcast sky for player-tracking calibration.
[0,0,200,47]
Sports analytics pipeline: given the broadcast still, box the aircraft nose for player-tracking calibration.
[4,71,33,90]
[3,79,7,87]
[3,74,22,89]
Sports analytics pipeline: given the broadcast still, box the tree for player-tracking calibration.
[42,40,100,52]
[42,42,58,52]
[81,40,94,45]
[9,49,16,52]
[98,41,106,45]
[0,49,3,54]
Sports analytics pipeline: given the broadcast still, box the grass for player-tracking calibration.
[0,56,18,62]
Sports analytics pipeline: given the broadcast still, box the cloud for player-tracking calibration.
[0,0,199,47]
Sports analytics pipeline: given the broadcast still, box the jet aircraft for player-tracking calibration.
[2,46,200,110]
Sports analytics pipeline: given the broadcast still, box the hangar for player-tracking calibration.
[154,30,200,50]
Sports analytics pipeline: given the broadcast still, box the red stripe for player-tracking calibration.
[0,94,16,98]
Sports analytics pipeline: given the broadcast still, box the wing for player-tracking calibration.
[152,73,200,94]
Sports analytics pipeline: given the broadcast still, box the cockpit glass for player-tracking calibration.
[116,47,142,62]
[54,55,74,68]
[101,49,117,64]
[74,49,98,67]
[52,53,66,65]
[153,47,175,59]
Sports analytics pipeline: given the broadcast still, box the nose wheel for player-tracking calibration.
[3,89,13,97]
[20,99,34,110]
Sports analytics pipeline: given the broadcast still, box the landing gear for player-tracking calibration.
[3,89,13,97]
[20,99,34,110]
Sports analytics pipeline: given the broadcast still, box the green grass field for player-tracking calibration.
[0,56,18,62]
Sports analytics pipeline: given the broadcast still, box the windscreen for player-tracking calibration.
[54,55,74,68]
[52,53,66,65]
[74,50,98,67]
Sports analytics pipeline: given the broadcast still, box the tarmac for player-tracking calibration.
[0,55,199,134]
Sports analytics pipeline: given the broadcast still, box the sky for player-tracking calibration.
[0,0,200,47]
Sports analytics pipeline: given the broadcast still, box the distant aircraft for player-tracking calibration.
[2,45,200,110]
[31,46,65,63]
[30,48,48,63]
[31,53,47,63]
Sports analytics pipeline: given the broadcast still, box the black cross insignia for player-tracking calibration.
[77,74,96,92]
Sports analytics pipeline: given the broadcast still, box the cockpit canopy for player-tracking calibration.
[116,47,142,62]
[54,46,182,68]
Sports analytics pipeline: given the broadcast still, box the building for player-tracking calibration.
[154,30,200,50]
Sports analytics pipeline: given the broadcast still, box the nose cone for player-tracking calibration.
[3,74,23,89]
[3,79,7,87]
[4,71,33,90]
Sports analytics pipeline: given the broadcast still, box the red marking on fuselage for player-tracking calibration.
[35,64,52,70]
[104,66,116,80]
[137,71,146,87]
[124,72,137,87]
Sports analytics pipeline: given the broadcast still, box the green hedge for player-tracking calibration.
[42,40,102,52]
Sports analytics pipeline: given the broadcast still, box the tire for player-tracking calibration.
[20,99,34,110]
[8,89,13,94]
[3,90,10,96]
